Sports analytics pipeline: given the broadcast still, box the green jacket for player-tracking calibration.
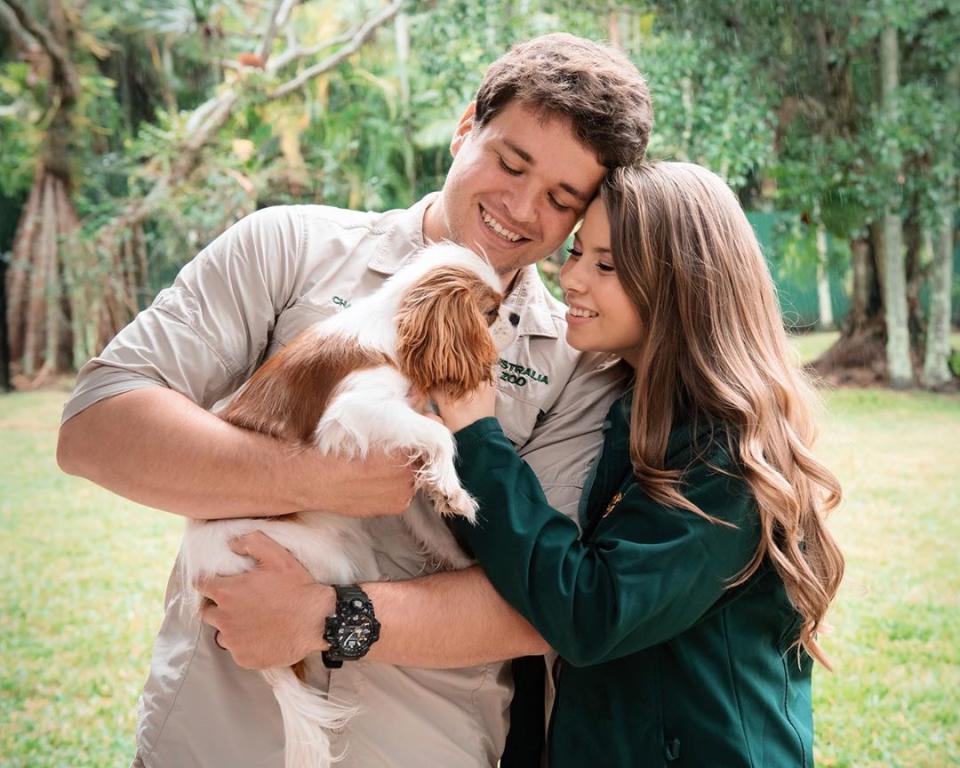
[449,397,814,767]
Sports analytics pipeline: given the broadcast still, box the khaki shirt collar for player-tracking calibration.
[367,192,438,275]
[504,264,560,339]
[368,191,558,339]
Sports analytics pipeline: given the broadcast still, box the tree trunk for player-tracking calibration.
[6,169,80,378]
[811,230,886,385]
[880,26,913,387]
[814,211,834,330]
[850,235,874,330]
[3,0,85,381]
[922,217,955,388]
[922,61,959,389]
[0,253,10,392]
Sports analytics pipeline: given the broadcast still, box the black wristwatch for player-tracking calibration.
[321,584,381,669]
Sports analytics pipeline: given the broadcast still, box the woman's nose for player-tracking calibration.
[560,258,586,295]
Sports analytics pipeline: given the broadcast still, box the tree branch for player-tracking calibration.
[269,0,404,100]
[96,0,404,245]
[268,27,355,72]
[258,0,298,63]
[1,0,79,102]
[0,0,37,51]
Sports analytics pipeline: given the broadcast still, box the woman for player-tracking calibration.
[436,162,844,767]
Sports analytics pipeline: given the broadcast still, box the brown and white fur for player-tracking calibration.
[180,243,514,768]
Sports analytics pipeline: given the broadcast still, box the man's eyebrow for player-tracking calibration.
[502,139,589,202]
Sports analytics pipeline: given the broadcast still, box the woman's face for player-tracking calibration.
[560,198,643,365]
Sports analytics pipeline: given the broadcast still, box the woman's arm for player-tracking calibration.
[446,417,760,667]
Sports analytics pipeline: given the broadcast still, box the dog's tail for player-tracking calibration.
[261,666,358,768]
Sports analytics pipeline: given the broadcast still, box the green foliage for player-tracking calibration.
[0,62,41,197]
[634,26,776,190]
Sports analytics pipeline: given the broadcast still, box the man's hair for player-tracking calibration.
[474,33,653,168]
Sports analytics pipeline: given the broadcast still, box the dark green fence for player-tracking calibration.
[747,211,960,330]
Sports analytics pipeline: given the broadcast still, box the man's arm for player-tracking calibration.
[57,206,415,520]
[198,532,547,670]
[362,567,549,667]
[57,387,414,520]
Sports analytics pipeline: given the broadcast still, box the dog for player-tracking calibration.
[180,243,516,768]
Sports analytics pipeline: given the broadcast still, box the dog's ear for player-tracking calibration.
[395,267,501,399]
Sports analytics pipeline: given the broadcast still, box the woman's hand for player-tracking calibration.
[432,381,497,433]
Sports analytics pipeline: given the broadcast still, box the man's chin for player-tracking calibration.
[486,246,543,276]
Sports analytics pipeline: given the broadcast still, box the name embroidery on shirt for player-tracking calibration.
[332,295,351,309]
[498,358,549,387]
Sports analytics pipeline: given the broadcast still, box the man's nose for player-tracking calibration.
[505,181,538,225]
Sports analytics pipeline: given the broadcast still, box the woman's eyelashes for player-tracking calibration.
[566,246,615,273]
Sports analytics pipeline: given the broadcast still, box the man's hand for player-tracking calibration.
[197,532,334,669]
[309,449,418,518]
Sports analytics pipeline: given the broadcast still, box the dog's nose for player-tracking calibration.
[509,312,520,327]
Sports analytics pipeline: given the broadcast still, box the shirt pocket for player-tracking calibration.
[495,389,543,447]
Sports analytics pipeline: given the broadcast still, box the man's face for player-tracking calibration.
[424,100,606,281]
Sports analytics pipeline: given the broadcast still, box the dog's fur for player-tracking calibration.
[180,244,513,768]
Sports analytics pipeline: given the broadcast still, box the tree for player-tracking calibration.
[879,24,913,387]
[1,0,82,380]
[1,0,403,378]
[669,0,958,388]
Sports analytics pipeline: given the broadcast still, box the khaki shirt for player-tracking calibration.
[63,194,628,768]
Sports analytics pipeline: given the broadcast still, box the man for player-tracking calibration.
[57,33,652,767]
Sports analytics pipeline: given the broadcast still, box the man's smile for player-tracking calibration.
[479,204,530,245]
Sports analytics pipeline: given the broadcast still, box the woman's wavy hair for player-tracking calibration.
[602,162,844,667]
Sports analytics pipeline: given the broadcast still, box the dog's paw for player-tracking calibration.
[436,486,478,523]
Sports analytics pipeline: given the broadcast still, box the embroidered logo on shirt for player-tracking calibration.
[332,295,351,309]
[498,358,549,387]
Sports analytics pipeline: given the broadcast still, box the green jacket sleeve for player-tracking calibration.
[449,417,760,668]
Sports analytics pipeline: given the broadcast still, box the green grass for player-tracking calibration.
[0,389,182,768]
[788,330,841,364]
[2,385,959,766]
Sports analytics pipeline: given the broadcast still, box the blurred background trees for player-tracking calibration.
[0,0,957,388]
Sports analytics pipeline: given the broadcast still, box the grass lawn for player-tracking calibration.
[2,377,959,766]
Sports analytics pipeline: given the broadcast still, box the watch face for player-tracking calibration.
[336,613,377,657]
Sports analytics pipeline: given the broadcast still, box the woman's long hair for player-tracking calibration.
[603,162,844,667]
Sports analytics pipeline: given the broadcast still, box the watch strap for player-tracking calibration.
[335,584,372,611]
